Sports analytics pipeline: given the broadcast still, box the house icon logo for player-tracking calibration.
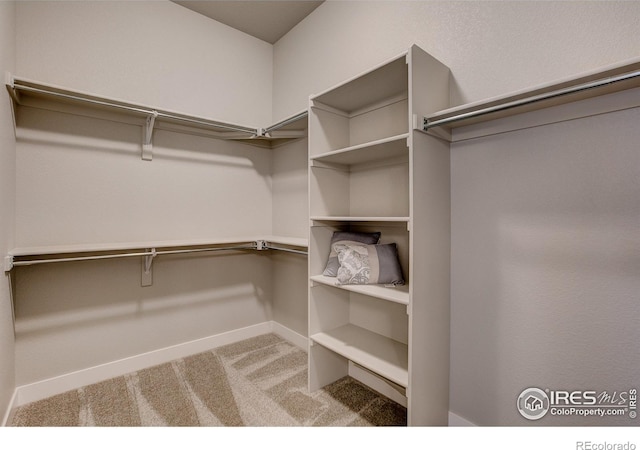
[517,387,550,420]
[525,395,543,411]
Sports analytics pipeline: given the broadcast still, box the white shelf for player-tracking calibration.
[311,53,408,114]
[310,275,409,305]
[311,324,408,388]
[310,133,409,166]
[9,235,308,257]
[311,216,410,223]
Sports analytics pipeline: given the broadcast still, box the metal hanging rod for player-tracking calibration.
[263,245,308,256]
[149,245,255,257]
[9,244,257,268]
[263,110,308,135]
[8,78,257,135]
[423,68,640,130]
[10,250,156,267]
[6,240,307,270]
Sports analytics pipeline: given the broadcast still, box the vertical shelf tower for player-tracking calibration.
[307,45,451,425]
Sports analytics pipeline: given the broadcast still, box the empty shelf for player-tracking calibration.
[310,134,409,166]
[311,53,408,114]
[311,324,408,388]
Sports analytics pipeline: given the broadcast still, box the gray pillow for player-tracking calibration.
[334,243,404,286]
[322,231,381,277]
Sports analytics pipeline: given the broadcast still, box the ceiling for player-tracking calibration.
[172,1,324,44]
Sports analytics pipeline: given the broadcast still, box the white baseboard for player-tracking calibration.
[270,321,308,350]
[448,411,477,426]
[11,321,279,408]
[1,389,18,427]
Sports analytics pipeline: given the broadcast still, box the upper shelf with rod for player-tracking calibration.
[5,74,308,159]
[420,56,640,141]
[4,235,308,282]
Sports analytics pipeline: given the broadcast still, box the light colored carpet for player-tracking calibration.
[11,333,406,426]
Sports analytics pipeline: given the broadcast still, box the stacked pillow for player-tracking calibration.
[322,231,404,286]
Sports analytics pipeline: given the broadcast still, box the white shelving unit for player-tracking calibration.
[307,45,451,426]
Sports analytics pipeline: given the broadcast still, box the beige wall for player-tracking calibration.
[0,0,16,421]
[11,1,277,387]
[270,137,309,336]
[273,1,640,425]
[15,108,273,248]
[273,1,640,121]
[15,252,273,385]
[14,1,276,248]
[450,102,640,425]
[16,0,273,127]
[271,138,308,240]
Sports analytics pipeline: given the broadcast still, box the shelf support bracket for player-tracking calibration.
[141,248,156,287]
[142,111,158,161]
[4,255,13,272]
[255,240,267,251]
[5,72,19,135]
[5,72,20,104]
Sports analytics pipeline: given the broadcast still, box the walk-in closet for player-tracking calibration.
[1,0,639,435]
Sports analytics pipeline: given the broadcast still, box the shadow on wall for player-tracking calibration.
[15,106,271,174]
[13,252,271,338]
[450,108,640,426]
[14,105,274,246]
[12,250,274,385]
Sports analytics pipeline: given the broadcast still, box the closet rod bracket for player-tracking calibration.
[141,248,156,287]
[254,240,308,256]
[142,111,158,161]
[4,255,13,272]
[144,248,157,274]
